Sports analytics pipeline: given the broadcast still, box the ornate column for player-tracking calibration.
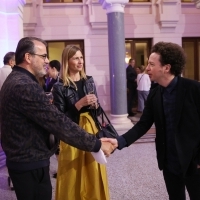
[0,0,26,63]
[99,0,133,131]
[193,0,200,8]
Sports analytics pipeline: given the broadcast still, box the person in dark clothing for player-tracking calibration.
[45,60,61,92]
[126,58,137,116]
[104,41,200,200]
[0,37,116,200]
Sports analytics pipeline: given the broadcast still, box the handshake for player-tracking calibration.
[100,138,118,157]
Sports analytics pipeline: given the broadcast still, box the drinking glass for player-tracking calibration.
[87,83,95,94]
[86,83,95,109]
[45,92,53,104]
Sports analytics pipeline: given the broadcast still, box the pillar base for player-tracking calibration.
[110,113,133,135]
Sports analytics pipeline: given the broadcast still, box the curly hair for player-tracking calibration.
[151,42,186,76]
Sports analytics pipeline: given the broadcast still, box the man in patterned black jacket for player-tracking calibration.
[0,37,115,200]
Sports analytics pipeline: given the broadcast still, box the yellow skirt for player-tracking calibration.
[55,112,110,200]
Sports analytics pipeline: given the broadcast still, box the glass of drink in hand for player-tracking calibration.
[87,83,95,109]
[45,92,53,104]
[87,83,95,94]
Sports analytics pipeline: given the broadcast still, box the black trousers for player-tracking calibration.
[127,87,137,113]
[8,166,52,200]
[163,168,200,200]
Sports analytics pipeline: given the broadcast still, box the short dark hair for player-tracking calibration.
[15,37,47,65]
[49,60,61,72]
[129,58,135,63]
[151,42,186,76]
[3,52,15,65]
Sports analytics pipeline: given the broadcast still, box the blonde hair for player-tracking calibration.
[60,45,87,89]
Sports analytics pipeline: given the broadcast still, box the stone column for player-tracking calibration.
[193,0,200,8]
[99,0,133,131]
[0,0,26,64]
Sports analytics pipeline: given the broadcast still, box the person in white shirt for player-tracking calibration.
[0,52,15,90]
[136,65,151,112]
[0,51,15,190]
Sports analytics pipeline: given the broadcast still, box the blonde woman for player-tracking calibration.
[136,65,151,112]
[52,45,109,200]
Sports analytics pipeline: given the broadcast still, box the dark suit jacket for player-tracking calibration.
[122,76,200,175]
[46,78,57,92]
[126,65,137,89]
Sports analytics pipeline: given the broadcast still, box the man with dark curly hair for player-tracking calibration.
[105,41,200,200]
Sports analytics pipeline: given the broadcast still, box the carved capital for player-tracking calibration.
[193,0,200,8]
[156,0,180,32]
[98,0,128,13]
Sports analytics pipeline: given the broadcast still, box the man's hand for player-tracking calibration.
[197,165,200,169]
[101,141,116,157]
[100,138,118,156]
[101,138,118,148]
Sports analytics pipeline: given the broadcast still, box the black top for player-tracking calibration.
[162,77,182,175]
[126,65,137,89]
[76,79,90,113]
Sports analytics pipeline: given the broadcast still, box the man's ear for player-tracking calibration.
[165,64,171,73]
[24,53,32,64]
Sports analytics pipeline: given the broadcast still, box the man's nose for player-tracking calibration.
[45,57,49,64]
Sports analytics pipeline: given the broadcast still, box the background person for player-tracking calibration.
[0,51,15,190]
[45,60,60,92]
[52,45,109,200]
[0,37,115,200]
[46,60,61,178]
[0,52,15,90]
[136,65,151,113]
[106,41,200,200]
[126,58,137,116]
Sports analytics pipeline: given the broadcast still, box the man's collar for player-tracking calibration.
[13,65,38,83]
[162,76,178,93]
[167,76,178,92]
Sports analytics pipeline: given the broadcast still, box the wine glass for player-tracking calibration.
[45,92,53,104]
[86,83,95,109]
[87,82,95,94]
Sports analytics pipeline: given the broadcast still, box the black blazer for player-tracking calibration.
[126,65,137,89]
[123,76,200,175]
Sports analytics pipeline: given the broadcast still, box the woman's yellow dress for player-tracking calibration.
[55,112,110,200]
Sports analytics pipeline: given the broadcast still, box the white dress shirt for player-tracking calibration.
[137,73,151,91]
[0,65,12,90]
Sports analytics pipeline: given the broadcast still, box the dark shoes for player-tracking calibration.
[53,173,57,178]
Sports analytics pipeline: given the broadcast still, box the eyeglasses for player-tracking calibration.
[31,53,48,60]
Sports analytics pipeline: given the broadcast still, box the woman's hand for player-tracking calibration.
[75,94,97,110]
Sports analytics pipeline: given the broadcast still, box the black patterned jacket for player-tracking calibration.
[0,66,100,171]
